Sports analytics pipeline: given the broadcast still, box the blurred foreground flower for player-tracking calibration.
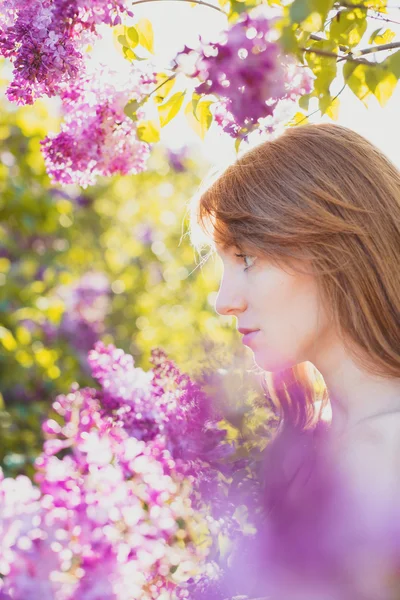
[0,341,233,599]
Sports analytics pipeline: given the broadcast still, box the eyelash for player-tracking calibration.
[234,253,256,271]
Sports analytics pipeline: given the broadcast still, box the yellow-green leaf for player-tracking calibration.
[196,100,214,137]
[365,64,397,107]
[117,35,130,47]
[325,96,340,119]
[137,120,160,143]
[288,112,309,126]
[136,18,154,53]
[290,0,334,28]
[125,26,139,47]
[158,92,186,127]
[185,100,213,140]
[374,29,395,44]
[343,62,371,106]
[387,49,400,78]
[124,99,142,121]
[123,47,147,61]
[329,8,367,48]
[153,75,176,105]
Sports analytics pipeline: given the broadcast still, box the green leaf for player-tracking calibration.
[290,0,334,28]
[118,27,139,50]
[365,64,397,107]
[329,8,367,48]
[299,93,312,111]
[153,75,176,105]
[184,99,213,140]
[136,18,154,53]
[343,62,371,106]
[288,111,309,126]
[373,29,395,44]
[191,92,202,119]
[137,120,160,143]
[122,47,147,62]
[319,94,340,118]
[158,92,186,127]
[306,39,338,99]
[117,35,130,47]
[279,23,299,55]
[369,27,383,44]
[196,100,214,133]
[126,26,139,48]
[386,49,400,78]
[124,99,142,121]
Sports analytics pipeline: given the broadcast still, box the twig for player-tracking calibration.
[336,40,400,62]
[301,46,372,64]
[309,33,348,52]
[131,0,226,14]
[357,40,400,55]
[334,1,400,9]
[367,12,400,24]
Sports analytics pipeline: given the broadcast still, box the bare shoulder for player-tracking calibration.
[337,411,400,508]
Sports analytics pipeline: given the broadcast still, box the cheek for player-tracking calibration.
[252,274,321,369]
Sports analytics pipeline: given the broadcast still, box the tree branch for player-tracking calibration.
[336,40,400,62]
[303,39,400,65]
[334,1,400,9]
[131,0,226,14]
[309,33,348,52]
[301,46,372,64]
[367,12,400,25]
[358,40,400,55]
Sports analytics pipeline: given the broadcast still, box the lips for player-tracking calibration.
[238,328,260,348]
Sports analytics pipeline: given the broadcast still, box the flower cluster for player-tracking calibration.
[178,13,313,139]
[0,0,133,105]
[0,341,231,599]
[40,62,157,186]
[56,271,112,356]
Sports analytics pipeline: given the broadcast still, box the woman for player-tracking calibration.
[189,123,400,599]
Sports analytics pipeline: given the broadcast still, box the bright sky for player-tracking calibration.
[126,0,400,168]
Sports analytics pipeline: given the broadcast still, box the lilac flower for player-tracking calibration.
[178,13,313,139]
[0,0,134,105]
[41,64,157,186]
[0,341,223,598]
[57,271,111,355]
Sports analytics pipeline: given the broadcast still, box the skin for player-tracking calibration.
[214,242,400,447]
[214,242,400,590]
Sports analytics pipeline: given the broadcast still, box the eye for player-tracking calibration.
[234,253,257,271]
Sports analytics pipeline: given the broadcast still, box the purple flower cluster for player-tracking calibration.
[57,271,111,356]
[178,13,313,138]
[0,341,231,599]
[0,0,133,105]
[41,63,157,186]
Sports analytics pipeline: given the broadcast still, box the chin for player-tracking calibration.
[252,350,299,373]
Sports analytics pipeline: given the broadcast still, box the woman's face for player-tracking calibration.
[214,244,331,372]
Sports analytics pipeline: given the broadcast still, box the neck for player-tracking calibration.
[311,337,400,437]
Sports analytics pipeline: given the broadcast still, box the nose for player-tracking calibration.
[215,275,247,317]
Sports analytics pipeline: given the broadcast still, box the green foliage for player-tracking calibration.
[112,0,400,137]
[0,96,272,478]
[137,119,161,142]
[329,8,367,49]
[158,92,187,127]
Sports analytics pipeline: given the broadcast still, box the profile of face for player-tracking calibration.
[214,245,332,372]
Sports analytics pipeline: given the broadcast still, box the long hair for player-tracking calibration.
[188,122,400,430]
